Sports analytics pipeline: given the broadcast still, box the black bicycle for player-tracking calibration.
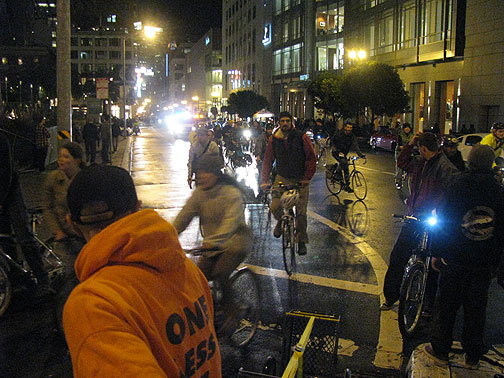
[0,207,64,317]
[394,214,437,338]
[325,156,367,200]
[186,247,260,347]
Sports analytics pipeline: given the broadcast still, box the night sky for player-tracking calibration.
[150,0,222,42]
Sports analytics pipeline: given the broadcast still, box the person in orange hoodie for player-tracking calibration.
[63,165,221,378]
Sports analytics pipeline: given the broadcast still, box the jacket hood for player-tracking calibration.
[75,209,186,282]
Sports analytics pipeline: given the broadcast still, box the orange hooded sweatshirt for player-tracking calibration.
[63,209,222,378]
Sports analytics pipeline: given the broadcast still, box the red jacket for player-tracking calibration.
[261,127,316,184]
[398,143,459,216]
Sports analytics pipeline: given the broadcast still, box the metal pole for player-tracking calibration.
[123,35,127,130]
[19,80,22,104]
[4,77,7,104]
[57,0,72,141]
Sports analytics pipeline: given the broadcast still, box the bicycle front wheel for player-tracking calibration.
[398,262,426,338]
[326,168,343,195]
[351,171,367,200]
[282,219,295,276]
[0,262,12,317]
[228,267,260,347]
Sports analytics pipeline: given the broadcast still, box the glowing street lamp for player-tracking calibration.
[192,96,199,102]
[144,26,162,39]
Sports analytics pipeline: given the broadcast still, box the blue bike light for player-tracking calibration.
[427,217,437,226]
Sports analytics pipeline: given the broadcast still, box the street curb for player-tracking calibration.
[121,136,133,173]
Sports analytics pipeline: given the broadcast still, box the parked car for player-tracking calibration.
[455,133,489,162]
[369,128,399,151]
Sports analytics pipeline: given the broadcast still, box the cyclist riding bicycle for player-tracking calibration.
[187,126,220,188]
[174,153,252,326]
[480,122,504,168]
[395,123,414,189]
[0,131,50,296]
[331,123,366,193]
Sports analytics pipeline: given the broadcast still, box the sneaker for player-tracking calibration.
[424,344,449,366]
[464,356,479,369]
[297,242,307,256]
[273,221,282,238]
[380,301,395,311]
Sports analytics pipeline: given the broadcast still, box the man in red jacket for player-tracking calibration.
[260,111,316,256]
[381,132,459,311]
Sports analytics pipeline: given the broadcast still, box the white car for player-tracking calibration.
[456,133,489,162]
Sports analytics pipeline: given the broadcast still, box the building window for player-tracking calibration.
[80,51,92,59]
[283,21,289,42]
[293,15,301,39]
[96,50,107,59]
[96,64,107,73]
[420,0,447,44]
[398,0,417,50]
[365,22,375,56]
[125,51,132,60]
[81,63,92,73]
[71,50,78,59]
[95,38,107,47]
[109,38,120,47]
[274,0,282,15]
[71,37,78,46]
[378,10,394,53]
[109,51,120,59]
[80,38,92,46]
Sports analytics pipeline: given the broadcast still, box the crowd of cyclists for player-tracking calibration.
[2,111,504,375]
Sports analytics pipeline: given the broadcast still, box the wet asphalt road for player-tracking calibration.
[2,124,503,378]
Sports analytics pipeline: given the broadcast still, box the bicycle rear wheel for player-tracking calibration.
[282,219,295,276]
[0,261,12,317]
[228,267,260,347]
[325,168,343,195]
[351,171,367,200]
[398,262,425,338]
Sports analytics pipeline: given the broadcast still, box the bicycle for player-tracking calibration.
[394,214,438,338]
[325,156,368,200]
[0,207,64,317]
[268,183,301,276]
[186,247,260,347]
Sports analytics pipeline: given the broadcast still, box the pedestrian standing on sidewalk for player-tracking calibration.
[63,165,222,377]
[111,118,121,152]
[32,113,50,172]
[82,119,98,163]
[425,144,504,368]
[100,115,111,164]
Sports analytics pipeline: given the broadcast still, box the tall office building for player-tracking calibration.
[222,0,273,112]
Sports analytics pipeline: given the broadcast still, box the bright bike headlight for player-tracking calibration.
[243,129,252,139]
[427,217,437,226]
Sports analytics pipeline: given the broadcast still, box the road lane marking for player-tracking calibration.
[307,210,402,370]
[245,264,380,295]
[357,165,395,176]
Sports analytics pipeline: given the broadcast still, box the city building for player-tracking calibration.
[166,42,192,107]
[70,30,136,120]
[185,28,223,116]
[222,0,273,112]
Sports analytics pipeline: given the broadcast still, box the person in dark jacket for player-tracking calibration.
[424,144,504,368]
[260,111,316,256]
[442,135,465,172]
[381,132,459,310]
[331,123,366,192]
[82,120,99,163]
[0,131,50,295]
